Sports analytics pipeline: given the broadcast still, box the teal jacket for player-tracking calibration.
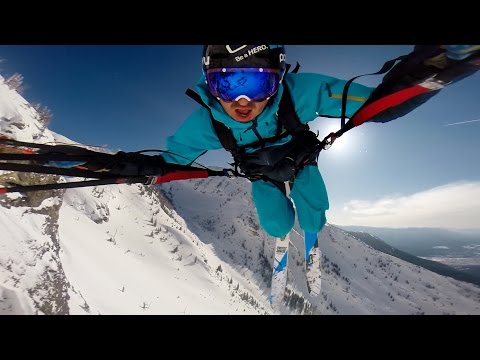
[163,72,374,165]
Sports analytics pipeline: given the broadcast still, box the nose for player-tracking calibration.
[236,97,251,106]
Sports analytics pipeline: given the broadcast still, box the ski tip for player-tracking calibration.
[267,295,273,305]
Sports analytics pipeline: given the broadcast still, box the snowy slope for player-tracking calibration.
[2,73,480,315]
[162,178,480,315]
[0,74,269,315]
[58,184,269,315]
[0,75,55,144]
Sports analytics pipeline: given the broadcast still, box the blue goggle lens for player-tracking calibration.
[206,68,280,102]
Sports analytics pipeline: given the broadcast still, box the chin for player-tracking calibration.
[234,116,253,123]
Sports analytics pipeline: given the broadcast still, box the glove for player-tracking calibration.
[82,152,167,177]
[446,45,480,60]
[110,152,167,176]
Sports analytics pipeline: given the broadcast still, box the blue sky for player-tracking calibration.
[1,45,479,229]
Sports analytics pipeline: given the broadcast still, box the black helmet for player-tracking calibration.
[202,45,286,73]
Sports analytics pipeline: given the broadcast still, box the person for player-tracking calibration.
[160,45,480,239]
[161,45,374,238]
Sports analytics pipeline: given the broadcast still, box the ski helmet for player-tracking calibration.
[202,45,286,73]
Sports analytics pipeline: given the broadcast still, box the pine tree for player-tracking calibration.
[5,73,25,94]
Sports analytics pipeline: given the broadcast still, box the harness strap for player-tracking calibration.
[185,62,321,182]
[340,55,406,129]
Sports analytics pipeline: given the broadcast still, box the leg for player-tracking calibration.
[290,165,329,233]
[251,179,295,238]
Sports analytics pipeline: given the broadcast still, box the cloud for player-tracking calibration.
[330,181,480,229]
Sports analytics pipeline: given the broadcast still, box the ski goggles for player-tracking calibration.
[206,68,281,102]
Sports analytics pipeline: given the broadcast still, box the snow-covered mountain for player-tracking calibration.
[1,74,480,315]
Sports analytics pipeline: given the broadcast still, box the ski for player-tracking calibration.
[304,231,322,297]
[268,233,290,308]
[268,181,292,310]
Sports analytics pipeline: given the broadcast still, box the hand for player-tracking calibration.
[446,45,480,60]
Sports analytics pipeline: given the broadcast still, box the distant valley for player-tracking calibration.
[339,225,480,283]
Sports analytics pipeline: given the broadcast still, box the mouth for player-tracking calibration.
[235,108,252,120]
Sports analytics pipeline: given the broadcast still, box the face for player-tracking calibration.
[219,97,269,123]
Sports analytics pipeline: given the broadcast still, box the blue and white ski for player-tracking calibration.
[268,181,292,309]
[268,233,290,308]
[304,231,322,297]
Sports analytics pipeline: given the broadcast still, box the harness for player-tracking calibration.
[185,64,322,184]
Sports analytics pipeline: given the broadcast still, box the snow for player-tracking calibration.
[1,72,480,315]
[58,185,265,314]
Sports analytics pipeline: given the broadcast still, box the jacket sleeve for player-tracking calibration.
[285,73,375,123]
[162,107,223,165]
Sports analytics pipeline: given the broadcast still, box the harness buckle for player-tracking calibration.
[223,168,237,178]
